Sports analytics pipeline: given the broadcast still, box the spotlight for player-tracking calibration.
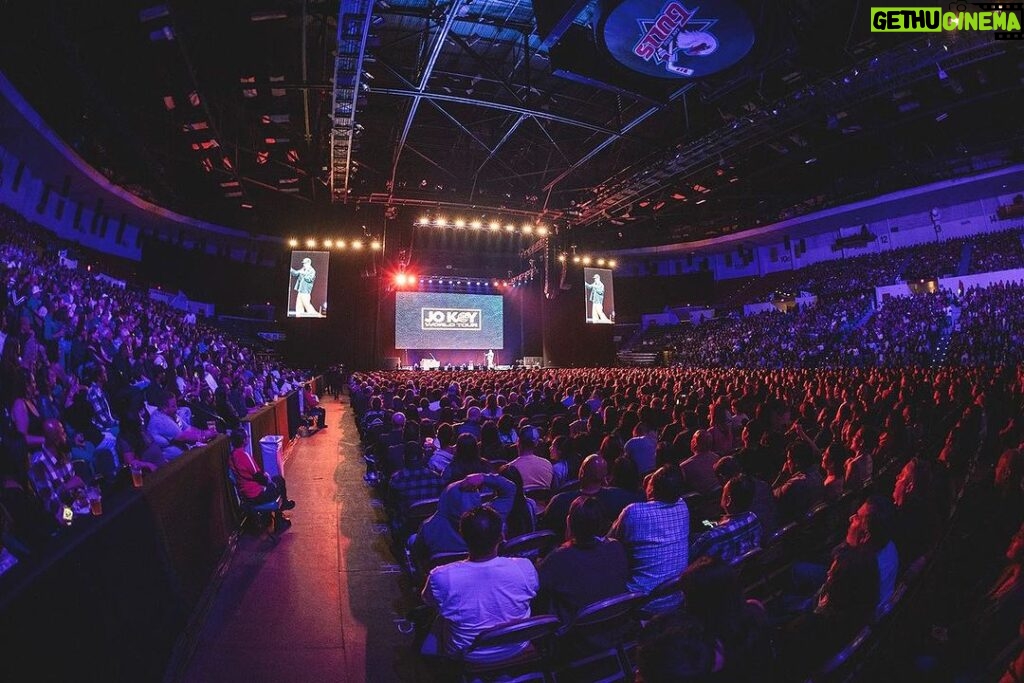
[489,221,500,231]
[352,240,363,249]
[395,273,407,286]
[502,281,508,286]
[436,216,447,226]
[582,256,592,265]
[370,240,381,250]
[470,220,482,229]
[597,258,605,266]
[504,224,515,232]
[558,254,566,262]
[306,239,317,248]
[454,218,465,228]
[536,226,548,236]
[288,238,298,247]
[572,256,581,264]
[492,281,499,287]
[337,240,346,249]
[323,239,334,248]
[522,224,533,234]
[418,216,429,225]
[608,260,617,268]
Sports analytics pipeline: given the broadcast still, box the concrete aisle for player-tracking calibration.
[179,396,423,683]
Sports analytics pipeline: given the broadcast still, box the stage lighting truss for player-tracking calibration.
[287,237,382,252]
[563,253,616,268]
[414,214,549,238]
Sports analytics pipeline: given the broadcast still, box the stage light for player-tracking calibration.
[370,240,381,250]
[502,281,508,287]
[504,224,515,232]
[352,240,363,249]
[492,281,499,286]
[395,273,407,286]
[608,260,617,268]
[582,256,592,265]
[597,258,606,266]
[323,239,333,248]
[337,240,347,249]
[454,218,465,228]
[536,226,548,236]
[470,220,481,229]
[572,256,581,264]
[489,221,500,231]
[435,216,447,226]
[306,239,317,248]
[558,254,566,262]
[288,239,298,247]
[522,224,533,234]
[418,216,429,225]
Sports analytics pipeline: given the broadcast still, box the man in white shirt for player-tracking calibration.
[148,392,212,461]
[422,505,538,662]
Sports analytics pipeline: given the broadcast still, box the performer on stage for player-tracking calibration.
[485,349,495,369]
[290,257,320,316]
[585,273,612,323]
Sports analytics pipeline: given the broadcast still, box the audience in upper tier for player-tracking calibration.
[0,206,309,550]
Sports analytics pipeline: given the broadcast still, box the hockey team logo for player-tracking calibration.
[421,308,482,331]
[600,0,755,79]
[633,3,719,75]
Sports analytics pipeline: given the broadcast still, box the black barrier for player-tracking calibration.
[0,436,232,681]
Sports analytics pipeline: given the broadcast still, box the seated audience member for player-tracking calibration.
[497,464,538,539]
[844,425,877,491]
[427,423,456,475]
[228,430,295,525]
[27,419,85,521]
[214,376,242,430]
[0,432,58,549]
[478,420,504,461]
[116,413,166,472]
[715,455,778,535]
[821,442,849,502]
[772,441,825,524]
[892,457,942,567]
[497,413,519,446]
[681,429,720,496]
[776,546,880,679]
[608,465,690,609]
[421,505,539,663]
[508,426,553,490]
[548,435,579,491]
[541,454,642,540]
[303,383,327,428]
[10,367,45,449]
[691,474,762,563]
[148,391,213,461]
[624,422,658,476]
[537,496,629,624]
[845,494,900,607]
[454,406,483,439]
[389,442,444,530]
[679,556,773,681]
[441,433,492,484]
[414,472,515,563]
[84,363,118,432]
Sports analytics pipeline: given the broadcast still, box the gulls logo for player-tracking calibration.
[633,3,720,76]
[600,0,755,79]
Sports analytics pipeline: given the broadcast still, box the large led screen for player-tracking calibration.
[583,267,615,324]
[396,292,504,349]
[286,251,329,317]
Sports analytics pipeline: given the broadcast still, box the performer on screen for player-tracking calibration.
[485,349,495,369]
[290,257,320,316]
[585,273,612,323]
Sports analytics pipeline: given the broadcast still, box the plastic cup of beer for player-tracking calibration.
[131,465,144,489]
[88,488,103,516]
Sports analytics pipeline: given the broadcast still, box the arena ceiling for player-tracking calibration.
[1,1,1022,252]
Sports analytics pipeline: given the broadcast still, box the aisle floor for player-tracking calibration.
[179,396,423,683]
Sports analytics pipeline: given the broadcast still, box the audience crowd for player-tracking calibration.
[0,209,306,565]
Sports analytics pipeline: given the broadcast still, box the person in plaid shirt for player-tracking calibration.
[389,442,443,530]
[691,474,762,563]
[28,418,86,520]
[608,464,690,610]
[85,364,117,432]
